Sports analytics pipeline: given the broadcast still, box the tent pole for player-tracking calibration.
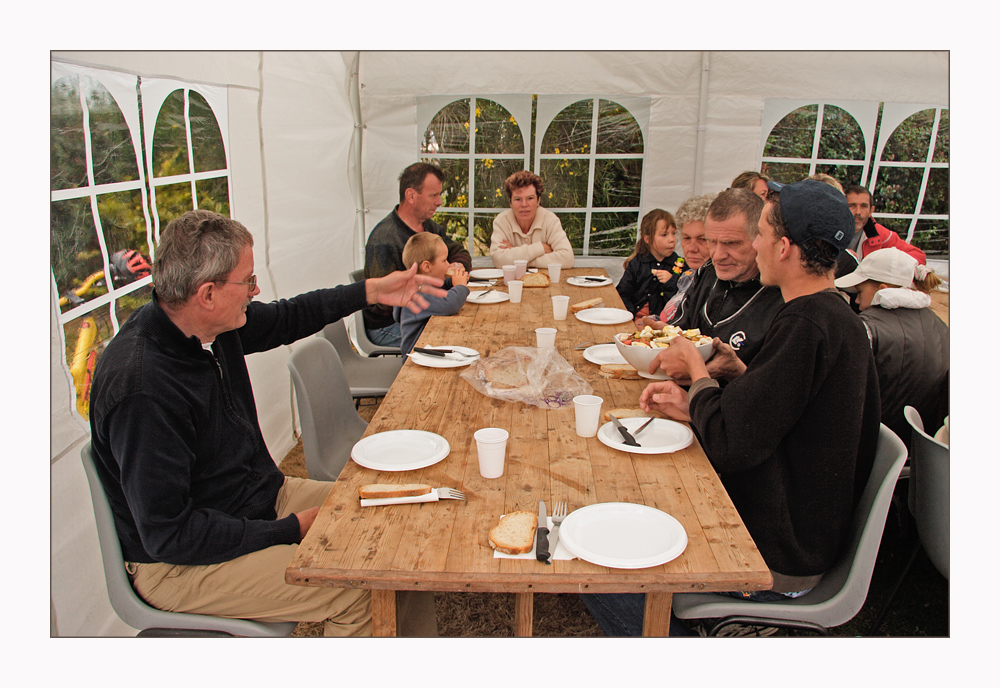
[693,51,711,195]
[348,51,366,271]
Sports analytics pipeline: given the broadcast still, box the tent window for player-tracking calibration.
[421,96,647,257]
[51,65,230,419]
[760,101,948,258]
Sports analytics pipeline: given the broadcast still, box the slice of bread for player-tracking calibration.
[604,408,664,422]
[358,483,432,499]
[599,363,642,380]
[571,297,604,313]
[488,510,538,555]
[522,271,550,287]
[484,361,529,389]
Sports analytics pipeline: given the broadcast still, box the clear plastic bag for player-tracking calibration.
[460,346,593,409]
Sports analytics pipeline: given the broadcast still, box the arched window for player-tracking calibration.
[51,64,231,419]
[421,97,529,256]
[762,103,868,187]
[419,95,648,258]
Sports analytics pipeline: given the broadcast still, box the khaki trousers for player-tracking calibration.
[129,477,437,637]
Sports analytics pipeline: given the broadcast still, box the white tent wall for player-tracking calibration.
[49,50,947,636]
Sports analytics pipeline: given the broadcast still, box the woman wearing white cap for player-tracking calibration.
[835,249,949,446]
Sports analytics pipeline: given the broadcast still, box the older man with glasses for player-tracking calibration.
[88,209,446,637]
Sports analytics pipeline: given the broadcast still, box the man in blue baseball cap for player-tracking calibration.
[582,179,882,636]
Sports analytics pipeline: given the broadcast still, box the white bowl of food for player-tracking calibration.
[614,326,714,380]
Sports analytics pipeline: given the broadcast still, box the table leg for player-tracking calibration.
[514,592,534,637]
[643,592,673,637]
[372,589,397,637]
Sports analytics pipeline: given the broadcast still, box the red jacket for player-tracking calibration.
[859,221,926,265]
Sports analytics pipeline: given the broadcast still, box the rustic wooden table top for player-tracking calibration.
[286,267,771,635]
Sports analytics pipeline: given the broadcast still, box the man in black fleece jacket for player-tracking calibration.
[89,210,446,636]
[582,179,880,636]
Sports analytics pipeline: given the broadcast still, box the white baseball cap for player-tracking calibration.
[834,248,918,293]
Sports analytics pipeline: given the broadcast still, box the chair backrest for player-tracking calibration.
[287,337,368,481]
[320,319,403,398]
[351,308,402,357]
[782,424,909,625]
[904,405,950,580]
[80,443,294,636]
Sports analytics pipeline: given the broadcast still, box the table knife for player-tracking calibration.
[632,417,655,437]
[583,276,608,282]
[412,347,452,357]
[609,414,641,447]
[535,500,551,563]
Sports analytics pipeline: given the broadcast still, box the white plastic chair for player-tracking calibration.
[80,443,296,637]
[672,424,908,636]
[904,405,949,580]
[287,337,368,481]
[320,319,402,405]
[349,269,403,357]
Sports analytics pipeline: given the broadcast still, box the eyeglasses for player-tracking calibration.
[219,275,257,290]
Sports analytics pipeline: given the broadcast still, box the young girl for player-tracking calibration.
[835,249,949,447]
[616,209,687,324]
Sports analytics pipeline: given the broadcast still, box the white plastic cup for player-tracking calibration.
[547,262,562,283]
[508,280,523,303]
[502,264,517,285]
[474,428,509,478]
[514,260,528,279]
[535,327,557,348]
[552,295,570,321]
[573,395,604,438]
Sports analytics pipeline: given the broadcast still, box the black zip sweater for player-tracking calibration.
[89,282,367,565]
[615,251,686,316]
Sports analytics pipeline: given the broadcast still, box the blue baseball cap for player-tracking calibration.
[766,179,854,260]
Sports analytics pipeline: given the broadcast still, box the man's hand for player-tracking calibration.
[704,338,746,382]
[366,263,447,314]
[639,315,665,330]
[650,335,709,383]
[296,507,320,539]
[639,381,691,421]
[450,263,469,287]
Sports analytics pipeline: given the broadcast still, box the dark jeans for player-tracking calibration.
[580,590,792,637]
[367,322,402,346]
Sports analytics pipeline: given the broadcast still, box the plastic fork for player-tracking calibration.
[545,501,568,563]
[436,487,465,500]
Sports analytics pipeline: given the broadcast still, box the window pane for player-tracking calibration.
[818,105,864,161]
[764,105,817,158]
[425,157,469,209]
[589,212,639,256]
[196,176,231,216]
[474,158,524,208]
[63,310,115,419]
[190,91,227,173]
[152,89,190,177]
[932,109,949,163]
[539,158,589,208]
[155,181,194,228]
[87,75,139,186]
[553,212,586,252]
[541,100,593,155]
[472,214,497,258]
[596,100,643,154]
[762,162,811,184]
[95,189,153,289]
[921,167,949,216]
[51,74,89,191]
[882,109,934,163]
[593,158,642,207]
[115,285,153,325]
[872,166,924,215]
[423,99,470,155]
[814,164,863,189]
[474,99,524,155]
[52,197,107,313]
[431,211,470,249]
[910,219,949,257]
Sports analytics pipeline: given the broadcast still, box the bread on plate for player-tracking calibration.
[488,510,538,555]
[570,297,603,313]
[603,408,664,422]
[358,484,432,499]
[598,363,642,380]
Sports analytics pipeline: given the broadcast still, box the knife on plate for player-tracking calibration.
[535,500,551,563]
[583,276,608,282]
[609,414,641,447]
[413,347,452,357]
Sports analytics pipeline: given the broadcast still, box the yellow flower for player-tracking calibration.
[510,116,517,124]
[495,188,502,197]
[554,147,560,154]
[548,192,553,199]
[484,158,494,168]
[476,107,481,117]
[464,121,470,129]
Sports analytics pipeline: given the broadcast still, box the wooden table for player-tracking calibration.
[286,268,771,636]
